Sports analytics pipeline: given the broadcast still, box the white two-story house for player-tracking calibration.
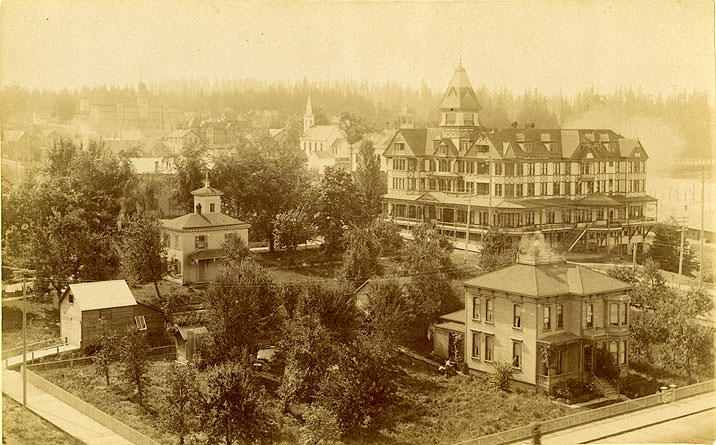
[161,180,250,284]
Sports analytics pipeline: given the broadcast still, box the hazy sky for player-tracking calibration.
[1,0,714,98]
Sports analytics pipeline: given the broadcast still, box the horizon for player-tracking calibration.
[1,0,714,101]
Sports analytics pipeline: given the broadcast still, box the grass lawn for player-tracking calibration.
[39,361,176,444]
[369,355,577,445]
[2,299,60,351]
[2,394,83,445]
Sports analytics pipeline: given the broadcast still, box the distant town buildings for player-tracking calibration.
[80,82,184,131]
[161,178,250,284]
[381,64,657,253]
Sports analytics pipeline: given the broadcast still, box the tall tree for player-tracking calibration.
[295,280,359,343]
[171,141,208,214]
[93,318,120,386]
[644,224,698,276]
[315,333,398,437]
[272,207,315,260]
[155,364,200,445]
[362,278,415,346]
[118,212,168,300]
[479,228,517,272]
[204,260,281,361]
[221,235,252,266]
[400,223,460,338]
[213,138,309,251]
[311,166,361,253]
[354,139,384,219]
[120,327,150,406]
[2,139,132,299]
[278,315,338,407]
[199,359,276,445]
[339,225,383,287]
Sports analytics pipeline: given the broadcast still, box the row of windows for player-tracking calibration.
[610,340,628,365]
[471,332,522,368]
[388,158,646,176]
[194,232,239,250]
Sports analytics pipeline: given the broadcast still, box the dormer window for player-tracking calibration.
[464,113,474,126]
[460,141,470,151]
[395,143,405,151]
[446,113,456,125]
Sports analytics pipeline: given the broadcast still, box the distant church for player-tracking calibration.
[299,94,352,172]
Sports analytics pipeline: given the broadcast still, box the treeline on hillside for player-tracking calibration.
[2,80,711,159]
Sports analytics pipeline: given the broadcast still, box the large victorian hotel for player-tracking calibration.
[381,64,657,253]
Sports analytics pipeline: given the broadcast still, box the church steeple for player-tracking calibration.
[303,93,314,132]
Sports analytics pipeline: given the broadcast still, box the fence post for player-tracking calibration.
[669,384,677,402]
[660,386,668,403]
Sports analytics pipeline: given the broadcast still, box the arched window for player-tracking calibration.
[609,341,618,364]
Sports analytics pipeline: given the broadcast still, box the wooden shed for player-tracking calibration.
[59,280,165,348]
[174,325,209,364]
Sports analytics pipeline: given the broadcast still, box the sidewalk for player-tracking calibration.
[511,391,716,444]
[2,356,132,445]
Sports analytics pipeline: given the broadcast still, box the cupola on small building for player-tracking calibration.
[161,176,250,284]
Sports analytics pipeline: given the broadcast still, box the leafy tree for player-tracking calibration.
[204,260,281,362]
[608,259,669,308]
[120,327,150,406]
[2,139,132,300]
[277,316,337,407]
[339,225,383,287]
[118,212,168,300]
[155,364,200,445]
[295,280,359,343]
[198,358,276,445]
[644,224,698,276]
[221,235,252,266]
[479,228,516,272]
[399,223,460,338]
[362,278,415,346]
[213,138,309,251]
[400,222,454,275]
[354,140,384,219]
[171,141,208,214]
[339,112,374,145]
[273,208,315,259]
[315,333,398,436]
[368,218,403,255]
[311,166,361,253]
[93,318,120,386]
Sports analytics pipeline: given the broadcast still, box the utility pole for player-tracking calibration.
[22,271,27,407]
[464,193,471,264]
[699,168,705,288]
[677,216,686,282]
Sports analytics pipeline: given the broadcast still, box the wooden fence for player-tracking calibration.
[26,369,160,445]
[2,337,67,360]
[453,379,715,445]
[26,345,176,371]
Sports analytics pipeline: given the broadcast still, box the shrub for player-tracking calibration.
[300,404,342,445]
[551,378,598,402]
[619,373,664,399]
[491,361,517,392]
[594,346,620,382]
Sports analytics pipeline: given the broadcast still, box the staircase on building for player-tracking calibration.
[560,224,590,252]
[593,376,620,400]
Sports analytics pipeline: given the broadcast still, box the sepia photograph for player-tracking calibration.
[0,0,714,444]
